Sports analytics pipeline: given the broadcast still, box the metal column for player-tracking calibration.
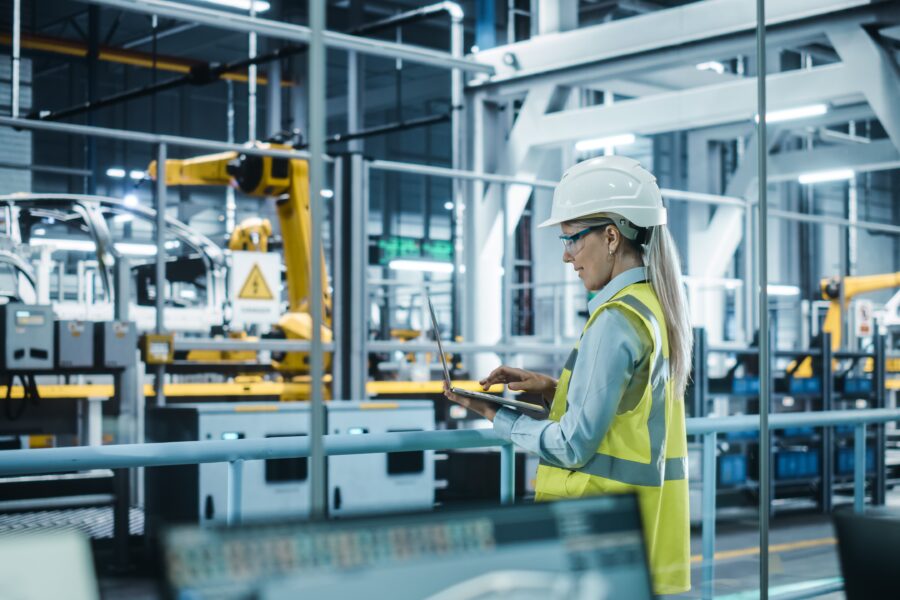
[266,54,282,139]
[754,0,771,596]
[11,0,21,117]
[692,328,708,418]
[307,0,327,518]
[500,443,515,505]
[248,5,258,141]
[113,253,136,567]
[743,204,756,342]
[821,333,834,513]
[227,459,244,525]
[450,9,465,344]
[874,333,887,505]
[225,80,237,233]
[854,424,866,514]
[501,184,513,377]
[344,157,368,401]
[154,144,167,406]
[701,432,717,600]
[334,154,367,401]
[332,158,344,401]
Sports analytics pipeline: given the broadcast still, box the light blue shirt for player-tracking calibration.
[493,267,652,469]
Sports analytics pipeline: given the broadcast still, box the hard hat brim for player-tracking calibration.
[538,206,667,229]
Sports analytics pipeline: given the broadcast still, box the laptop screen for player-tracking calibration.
[426,294,453,386]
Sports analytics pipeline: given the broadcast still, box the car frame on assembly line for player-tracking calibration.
[0,193,227,333]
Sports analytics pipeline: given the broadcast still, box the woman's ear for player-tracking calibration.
[606,225,620,254]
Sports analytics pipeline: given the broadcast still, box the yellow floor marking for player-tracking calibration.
[690,537,836,564]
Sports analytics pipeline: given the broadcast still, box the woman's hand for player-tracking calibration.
[443,383,498,421]
[479,366,557,404]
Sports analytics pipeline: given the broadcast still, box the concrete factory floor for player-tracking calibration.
[678,489,900,599]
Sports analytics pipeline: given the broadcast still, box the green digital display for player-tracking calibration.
[375,236,453,265]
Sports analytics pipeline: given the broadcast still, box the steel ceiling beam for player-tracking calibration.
[469,0,890,95]
[767,138,900,182]
[827,24,900,152]
[532,63,861,148]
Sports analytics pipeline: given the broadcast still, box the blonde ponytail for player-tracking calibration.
[645,225,692,398]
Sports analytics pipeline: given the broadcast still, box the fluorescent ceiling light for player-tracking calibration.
[768,284,801,297]
[696,61,725,75]
[798,169,854,185]
[320,189,334,199]
[116,243,159,257]
[444,201,454,210]
[684,277,799,296]
[124,193,139,207]
[196,0,271,12]
[29,238,158,257]
[575,133,636,153]
[388,259,454,274]
[685,276,742,290]
[33,228,46,236]
[756,104,827,124]
[129,170,145,181]
[106,168,126,179]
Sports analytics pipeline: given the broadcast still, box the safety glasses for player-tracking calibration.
[559,221,612,253]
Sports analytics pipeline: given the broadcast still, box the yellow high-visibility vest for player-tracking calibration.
[534,281,690,595]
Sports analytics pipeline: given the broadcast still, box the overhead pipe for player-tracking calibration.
[0,31,269,83]
[294,111,452,149]
[78,0,492,74]
[26,2,466,123]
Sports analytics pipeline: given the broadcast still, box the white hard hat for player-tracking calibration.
[539,156,667,229]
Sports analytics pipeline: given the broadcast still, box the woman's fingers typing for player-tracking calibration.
[480,366,525,389]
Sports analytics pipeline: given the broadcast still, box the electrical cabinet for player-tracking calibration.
[0,303,54,370]
[94,321,136,368]
[56,320,94,368]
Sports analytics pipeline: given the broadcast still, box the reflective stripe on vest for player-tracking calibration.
[539,292,686,487]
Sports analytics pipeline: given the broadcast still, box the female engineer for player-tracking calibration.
[444,156,692,595]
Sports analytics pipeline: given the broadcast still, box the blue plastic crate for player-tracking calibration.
[718,454,747,487]
[843,378,872,395]
[725,430,758,441]
[789,378,821,395]
[836,446,875,475]
[782,427,816,438]
[776,449,820,480]
[732,377,760,395]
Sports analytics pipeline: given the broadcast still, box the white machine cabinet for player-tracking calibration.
[146,403,311,526]
[328,401,435,517]
[146,400,435,526]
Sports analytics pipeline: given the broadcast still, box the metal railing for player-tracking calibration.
[1,407,898,599]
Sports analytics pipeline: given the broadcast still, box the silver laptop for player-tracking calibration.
[426,295,548,415]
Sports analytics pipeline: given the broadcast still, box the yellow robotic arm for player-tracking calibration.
[820,272,900,351]
[229,218,272,252]
[148,145,332,375]
[792,271,900,378]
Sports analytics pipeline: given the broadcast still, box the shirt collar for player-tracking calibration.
[588,267,648,313]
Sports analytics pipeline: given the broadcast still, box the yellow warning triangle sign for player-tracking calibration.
[238,263,274,300]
